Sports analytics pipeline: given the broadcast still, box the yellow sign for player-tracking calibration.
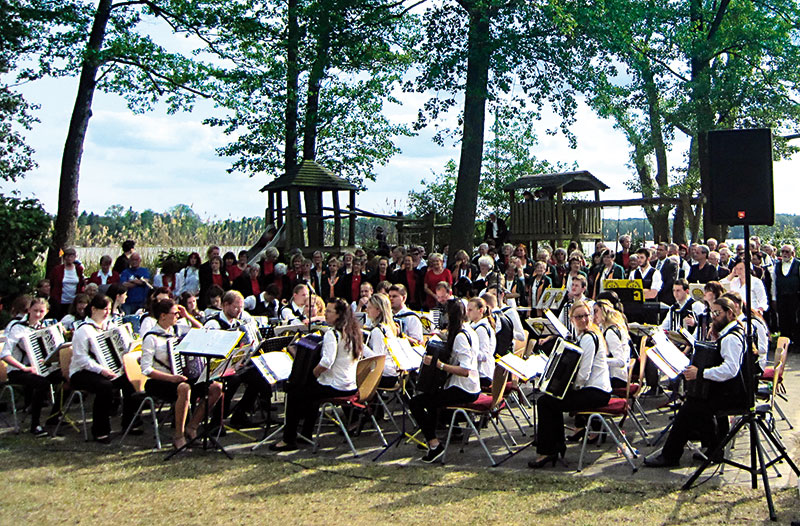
[603,279,644,302]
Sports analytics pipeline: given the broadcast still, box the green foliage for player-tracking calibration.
[753,221,800,253]
[0,193,51,297]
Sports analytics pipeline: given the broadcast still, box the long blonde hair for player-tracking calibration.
[569,300,601,335]
[593,299,630,341]
[468,297,495,330]
[368,293,398,337]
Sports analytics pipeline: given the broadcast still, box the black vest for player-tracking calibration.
[775,259,800,297]
[493,309,514,356]
[208,314,238,330]
[634,267,656,289]
[669,298,695,332]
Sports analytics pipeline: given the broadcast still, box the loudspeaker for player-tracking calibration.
[708,128,774,226]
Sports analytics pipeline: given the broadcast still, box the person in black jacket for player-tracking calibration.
[232,264,265,298]
[653,242,678,305]
[484,212,509,245]
[687,244,719,284]
[335,258,368,303]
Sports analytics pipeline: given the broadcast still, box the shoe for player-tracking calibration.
[268,441,298,452]
[421,443,445,463]
[229,414,255,430]
[643,454,679,468]
[94,435,112,445]
[585,433,601,445]
[31,425,49,438]
[567,428,586,442]
[528,454,559,468]
[642,386,664,398]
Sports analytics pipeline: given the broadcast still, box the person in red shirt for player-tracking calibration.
[423,253,452,309]
[392,254,423,310]
[88,255,120,291]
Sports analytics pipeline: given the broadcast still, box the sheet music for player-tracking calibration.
[251,351,294,384]
[647,331,690,379]
[385,336,424,371]
[544,309,570,339]
[496,353,548,381]
[174,328,242,358]
[275,323,308,336]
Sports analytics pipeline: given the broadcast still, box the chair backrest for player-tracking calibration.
[774,336,789,385]
[356,355,385,403]
[624,358,638,401]
[638,339,649,386]
[123,350,147,393]
[59,345,73,380]
[524,338,536,358]
[489,364,509,411]
[0,360,7,383]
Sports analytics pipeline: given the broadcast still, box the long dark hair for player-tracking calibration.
[446,298,466,350]
[327,298,363,359]
[88,294,111,317]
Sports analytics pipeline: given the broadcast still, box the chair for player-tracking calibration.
[611,358,651,445]
[53,346,89,441]
[575,359,642,473]
[0,360,21,433]
[312,355,387,457]
[758,336,793,430]
[440,365,518,466]
[119,350,162,450]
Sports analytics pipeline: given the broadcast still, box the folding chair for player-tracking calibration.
[119,350,162,450]
[440,365,518,467]
[312,355,387,457]
[758,336,793,430]
[53,346,90,441]
[0,361,21,433]
[612,359,652,445]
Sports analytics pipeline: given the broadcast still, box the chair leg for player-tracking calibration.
[633,398,650,426]
[76,391,88,441]
[0,385,20,434]
[313,403,358,457]
[773,402,794,429]
[369,413,388,447]
[377,394,400,434]
[120,397,161,450]
[495,410,518,447]
[441,409,496,466]
[626,409,652,446]
[489,414,514,454]
[54,391,77,438]
[578,414,637,473]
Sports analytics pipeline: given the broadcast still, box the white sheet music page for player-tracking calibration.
[252,351,294,384]
[648,331,691,379]
[174,328,242,358]
[496,353,548,381]
[544,309,570,339]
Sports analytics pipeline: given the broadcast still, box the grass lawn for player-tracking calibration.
[1,435,797,525]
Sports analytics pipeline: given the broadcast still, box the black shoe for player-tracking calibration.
[528,454,558,468]
[229,415,255,430]
[567,428,586,442]
[421,443,446,463]
[94,435,112,445]
[643,454,679,468]
[268,442,298,452]
[31,425,49,438]
[642,386,664,398]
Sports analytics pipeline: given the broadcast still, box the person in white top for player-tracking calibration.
[139,287,202,337]
[723,260,768,314]
[362,293,401,386]
[175,252,202,297]
[530,301,611,468]
[68,294,138,443]
[592,299,630,389]
[270,297,363,451]
[388,284,424,344]
[467,297,497,388]
[409,299,481,463]
[280,284,324,325]
[140,298,223,450]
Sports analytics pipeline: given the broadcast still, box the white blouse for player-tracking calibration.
[574,329,611,392]
[69,319,108,377]
[602,326,630,383]
[140,324,178,377]
[363,324,399,377]
[444,326,481,394]
[472,318,496,380]
[317,329,358,391]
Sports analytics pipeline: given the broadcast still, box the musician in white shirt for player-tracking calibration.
[362,293,401,387]
[0,297,62,436]
[467,297,497,388]
[270,298,362,451]
[280,284,324,325]
[530,301,611,468]
[409,299,481,463]
[593,299,630,389]
[68,294,138,443]
[140,299,223,450]
[722,260,768,314]
[388,284,424,344]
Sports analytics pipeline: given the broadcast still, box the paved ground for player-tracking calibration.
[4,352,800,494]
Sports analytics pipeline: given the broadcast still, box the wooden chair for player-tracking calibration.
[0,360,21,433]
[757,336,793,430]
[440,365,518,466]
[53,346,90,440]
[312,355,387,457]
[119,350,162,450]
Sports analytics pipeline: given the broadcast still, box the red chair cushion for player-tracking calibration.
[460,393,494,412]
[320,394,359,406]
[611,383,640,398]
[592,397,628,416]
[759,367,781,382]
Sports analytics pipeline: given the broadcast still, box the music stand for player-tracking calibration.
[165,345,234,460]
[681,224,800,520]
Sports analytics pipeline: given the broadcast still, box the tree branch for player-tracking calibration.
[110,57,210,97]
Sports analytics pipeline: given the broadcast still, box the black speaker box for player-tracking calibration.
[708,128,774,226]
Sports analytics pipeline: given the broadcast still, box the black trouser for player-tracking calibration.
[282,381,356,445]
[219,366,272,422]
[776,294,800,346]
[7,369,63,431]
[409,387,480,442]
[610,377,627,390]
[536,387,611,455]
[69,370,137,438]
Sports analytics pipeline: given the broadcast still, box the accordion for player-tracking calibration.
[166,339,184,376]
[537,337,583,400]
[89,324,134,379]
[19,324,66,376]
[285,333,323,392]
[415,339,451,395]
[685,340,721,400]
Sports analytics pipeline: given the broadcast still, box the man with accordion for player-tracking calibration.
[645,297,749,467]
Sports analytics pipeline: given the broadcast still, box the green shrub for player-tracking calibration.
[0,193,51,299]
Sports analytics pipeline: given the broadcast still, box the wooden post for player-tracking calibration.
[267,191,275,225]
[332,190,342,248]
[396,211,404,246]
[348,190,356,246]
[288,188,303,247]
[317,189,324,247]
[276,191,283,228]
[556,187,564,241]
[426,214,435,252]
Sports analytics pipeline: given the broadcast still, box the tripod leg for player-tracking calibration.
[682,413,748,490]
[753,423,777,521]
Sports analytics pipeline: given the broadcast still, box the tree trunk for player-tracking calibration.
[673,198,686,244]
[284,0,299,178]
[449,5,492,261]
[47,0,113,273]
[643,65,671,242]
[301,8,331,247]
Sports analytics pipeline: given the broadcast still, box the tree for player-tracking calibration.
[46,0,214,272]
[0,193,51,301]
[410,0,594,259]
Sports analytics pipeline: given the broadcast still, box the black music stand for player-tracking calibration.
[165,346,233,460]
[372,374,424,462]
[681,225,800,521]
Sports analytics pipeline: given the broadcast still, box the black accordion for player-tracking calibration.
[415,339,451,395]
[685,341,721,400]
[537,337,583,400]
[285,333,323,392]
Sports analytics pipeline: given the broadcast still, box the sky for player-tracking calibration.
[3,67,800,223]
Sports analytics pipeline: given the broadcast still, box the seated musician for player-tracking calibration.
[721,291,769,371]
[140,287,202,336]
[351,282,374,314]
[203,285,225,320]
[592,299,631,389]
[467,297,496,389]
[481,291,514,356]
[645,297,749,467]
[269,298,363,451]
[363,293,401,388]
[0,297,63,436]
[205,290,267,430]
[69,294,139,443]
[409,299,481,463]
[280,284,324,325]
[493,287,526,347]
[243,283,281,318]
[630,248,662,300]
[140,299,223,450]
[529,301,611,468]
[388,284,424,344]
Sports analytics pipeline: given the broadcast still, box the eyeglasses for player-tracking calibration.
[781,250,792,254]
[710,310,724,318]
[571,313,590,320]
